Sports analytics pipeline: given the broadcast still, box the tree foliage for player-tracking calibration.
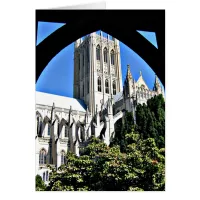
[46,135,165,191]
[36,175,46,191]
[136,94,165,148]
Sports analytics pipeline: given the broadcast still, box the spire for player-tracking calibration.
[100,30,103,37]
[126,64,133,80]
[155,74,160,84]
[75,38,82,48]
[153,74,161,92]
[140,71,142,76]
[107,34,109,40]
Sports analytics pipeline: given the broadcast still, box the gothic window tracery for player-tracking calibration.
[39,149,47,165]
[96,45,100,61]
[105,79,109,94]
[98,77,102,92]
[110,50,114,65]
[103,47,108,63]
[113,81,116,95]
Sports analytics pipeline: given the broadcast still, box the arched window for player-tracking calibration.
[48,124,51,136]
[103,47,108,63]
[110,50,114,65]
[39,149,47,165]
[65,125,68,138]
[98,77,102,92]
[46,171,49,181]
[61,150,66,165]
[96,45,100,61]
[105,79,109,94]
[113,81,116,95]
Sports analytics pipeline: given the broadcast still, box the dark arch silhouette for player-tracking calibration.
[36,10,165,86]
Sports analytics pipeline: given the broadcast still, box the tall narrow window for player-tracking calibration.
[87,80,89,94]
[81,128,84,142]
[110,50,114,65]
[43,172,45,181]
[37,117,40,135]
[83,84,84,97]
[113,81,116,95]
[98,77,102,92]
[39,149,47,165]
[103,47,108,63]
[46,171,49,181]
[105,79,109,94]
[49,145,52,164]
[96,45,100,61]
[61,150,66,165]
[37,119,43,137]
[48,124,51,136]
[65,125,68,138]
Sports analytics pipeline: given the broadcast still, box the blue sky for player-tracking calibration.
[36,22,164,98]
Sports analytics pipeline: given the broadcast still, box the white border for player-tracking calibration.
[1,0,200,199]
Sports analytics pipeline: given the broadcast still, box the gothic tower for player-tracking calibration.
[123,64,137,122]
[153,74,162,95]
[74,31,123,117]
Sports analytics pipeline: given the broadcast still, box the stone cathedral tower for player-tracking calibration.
[73,31,123,117]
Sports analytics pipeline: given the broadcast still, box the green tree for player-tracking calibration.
[46,134,165,191]
[136,94,165,148]
[36,175,46,191]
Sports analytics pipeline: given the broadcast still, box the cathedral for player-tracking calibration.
[35,31,164,184]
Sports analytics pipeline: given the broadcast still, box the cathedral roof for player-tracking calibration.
[136,71,149,90]
[36,92,87,112]
[113,91,123,103]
